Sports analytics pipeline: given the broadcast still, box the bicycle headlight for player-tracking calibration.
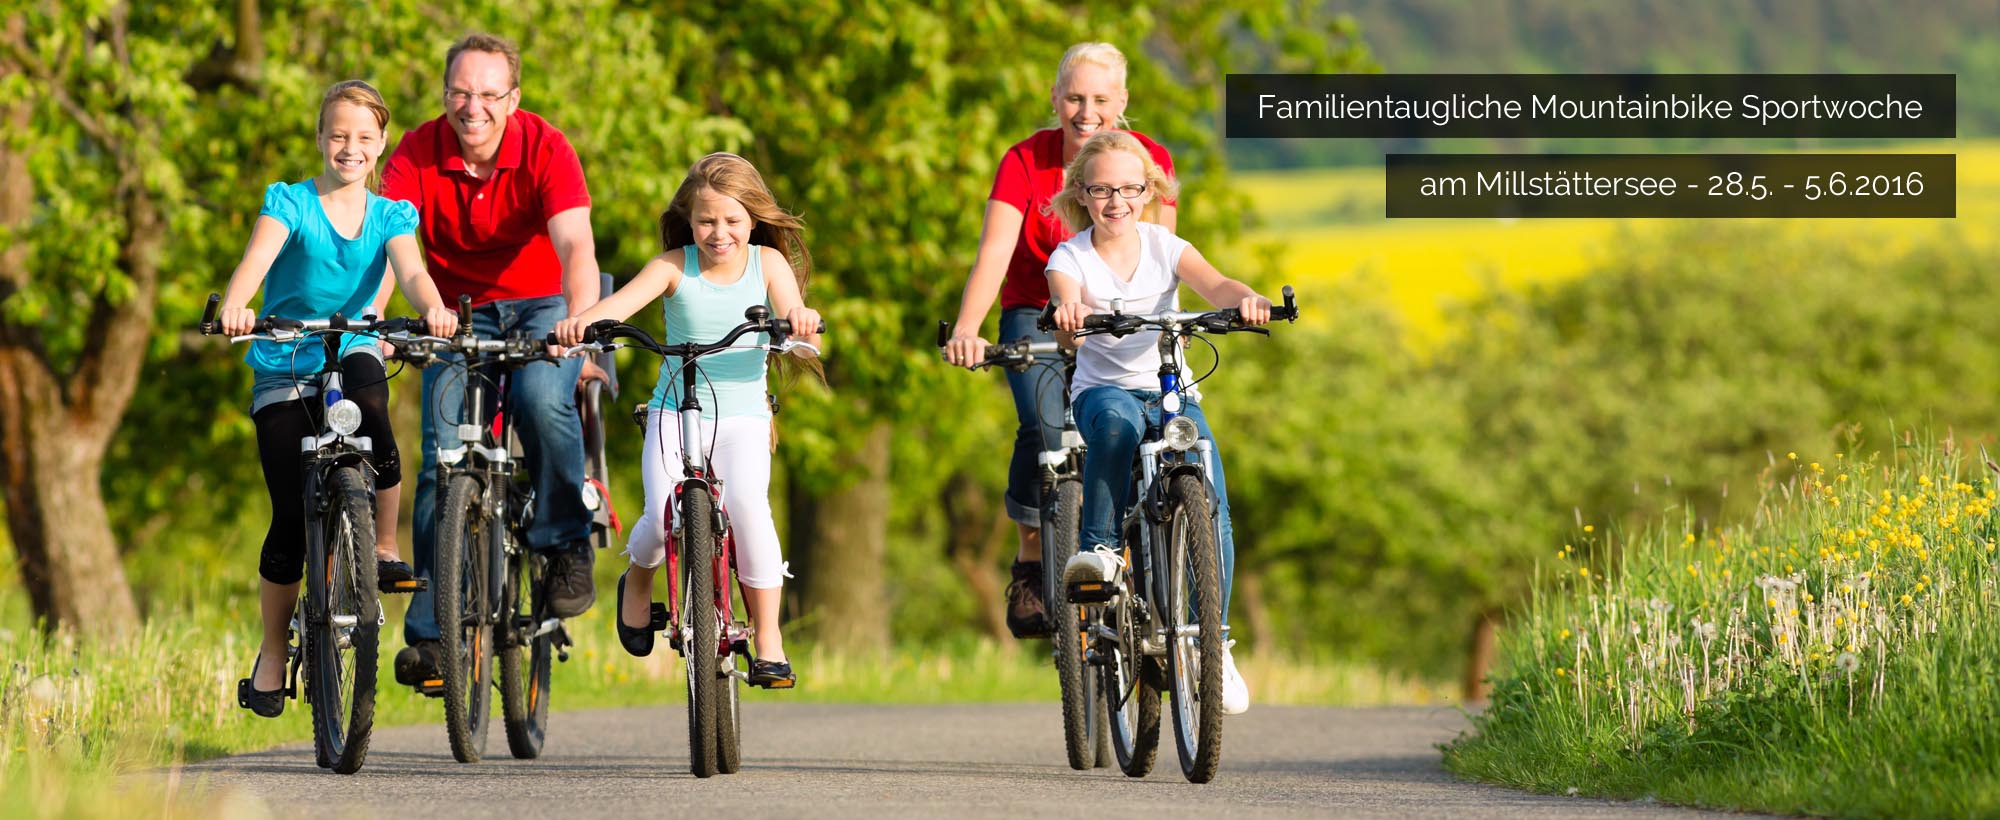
[327,399,364,437]
[1163,416,1201,451]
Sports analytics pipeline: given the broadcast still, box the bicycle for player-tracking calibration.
[936,316,1108,771]
[1065,286,1297,784]
[200,294,433,774]
[393,295,602,763]
[556,305,820,778]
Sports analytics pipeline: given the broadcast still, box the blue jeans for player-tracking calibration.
[1000,306,1067,527]
[1073,385,1236,623]
[405,294,588,644]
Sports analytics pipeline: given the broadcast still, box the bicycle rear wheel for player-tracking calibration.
[1165,473,1225,783]
[1045,478,1101,770]
[437,473,495,763]
[306,465,379,775]
[500,548,552,759]
[682,486,721,778]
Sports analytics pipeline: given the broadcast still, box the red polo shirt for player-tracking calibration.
[988,128,1176,310]
[381,110,591,306]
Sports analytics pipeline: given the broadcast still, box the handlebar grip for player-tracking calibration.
[936,321,948,349]
[200,293,222,334]
[1279,285,1298,321]
[1081,314,1117,330]
[544,331,562,347]
[456,294,472,333]
[1036,302,1058,332]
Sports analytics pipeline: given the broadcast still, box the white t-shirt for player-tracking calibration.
[1046,222,1202,402]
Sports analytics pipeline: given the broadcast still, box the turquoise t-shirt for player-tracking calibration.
[244,181,419,380]
[648,244,772,420]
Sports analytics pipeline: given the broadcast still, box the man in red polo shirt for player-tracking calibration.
[381,32,602,689]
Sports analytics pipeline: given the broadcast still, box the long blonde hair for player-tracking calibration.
[317,80,390,192]
[1048,131,1178,231]
[660,153,822,380]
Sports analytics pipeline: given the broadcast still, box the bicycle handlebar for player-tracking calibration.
[1074,284,1299,339]
[934,320,1065,372]
[197,292,439,341]
[548,305,824,360]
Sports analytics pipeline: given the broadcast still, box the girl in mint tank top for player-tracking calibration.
[553,153,822,689]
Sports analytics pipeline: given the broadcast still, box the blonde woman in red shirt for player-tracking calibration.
[942,43,1177,638]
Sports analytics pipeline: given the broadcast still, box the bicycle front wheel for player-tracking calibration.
[1164,473,1225,783]
[436,473,495,763]
[307,465,379,775]
[500,546,552,759]
[682,486,721,778]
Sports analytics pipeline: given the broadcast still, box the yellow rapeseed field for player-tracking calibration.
[1230,139,1997,342]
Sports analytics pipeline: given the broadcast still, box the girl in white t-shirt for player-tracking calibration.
[1043,131,1275,714]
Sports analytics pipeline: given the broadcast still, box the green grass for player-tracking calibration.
[1443,434,2000,816]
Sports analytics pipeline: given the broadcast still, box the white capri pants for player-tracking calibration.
[626,409,787,589]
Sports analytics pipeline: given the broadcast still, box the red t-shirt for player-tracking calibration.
[381,110,591,306]
[988,128,1176,310]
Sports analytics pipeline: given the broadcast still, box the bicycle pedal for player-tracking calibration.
[648,602,670,631]
[1066,580,1115,604]
[417,679,447,697]
[381,578,428,594]
[753,677,795,690]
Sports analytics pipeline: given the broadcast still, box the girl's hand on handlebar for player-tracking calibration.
[220,307,257,336]
[1237,295,1273,326]
[424,306,460,338]
[1051,301,1092,333]
[552,316,592,347]
[943,333,989,369]
[785,306,822,341]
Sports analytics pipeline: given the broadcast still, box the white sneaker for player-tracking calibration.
[1062,545,1125,586]
[1220,639,1250,715]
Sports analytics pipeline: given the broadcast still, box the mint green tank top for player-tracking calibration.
[647,245,771,419]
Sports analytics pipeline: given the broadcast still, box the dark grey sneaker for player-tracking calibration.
[545,540,597,618]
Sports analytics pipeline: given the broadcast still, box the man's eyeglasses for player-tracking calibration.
[444,88,515,105]
[1084,183,1148,200]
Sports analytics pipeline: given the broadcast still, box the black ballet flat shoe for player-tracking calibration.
[615,569,662,658]
[236,655,286,718]
[748,658,796,690]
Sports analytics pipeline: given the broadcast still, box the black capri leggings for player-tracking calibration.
[253,351,401,585]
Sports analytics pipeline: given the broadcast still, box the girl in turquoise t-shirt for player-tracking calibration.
[553,153,822,689]
[216,80,459,718]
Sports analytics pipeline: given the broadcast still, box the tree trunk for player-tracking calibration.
[790,421,891,654]
[940,470,1009,642]
[1462,608,1500,703]
[0,8,149,636]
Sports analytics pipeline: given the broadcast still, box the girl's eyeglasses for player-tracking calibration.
[1084,183,1148,200]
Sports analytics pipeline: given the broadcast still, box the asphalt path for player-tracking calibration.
[165,703,1739,818]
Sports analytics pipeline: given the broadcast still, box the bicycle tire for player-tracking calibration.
[436,473,495,763]
[500,547,552,759]
[307,465,379,775]
[1165,473,1225,783]
[1045,478,1097,770]
[1102,593,1161,777]
[682,486,721,778]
